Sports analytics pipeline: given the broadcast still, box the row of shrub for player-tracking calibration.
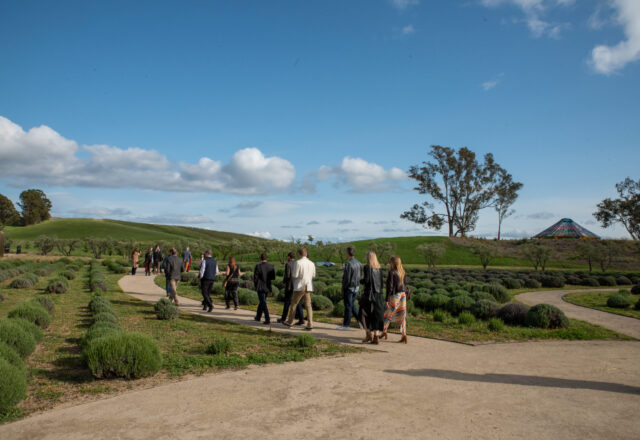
[606,287,640,310]
[89,260,107,292]
[0,260,34,283]
[81,294,162,379]
[103,259,129,274]
[44,260,85,294]
[0,296,55,412]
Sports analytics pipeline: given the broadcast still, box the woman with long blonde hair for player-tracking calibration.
[359,251,385,344]
[382,256,408,344]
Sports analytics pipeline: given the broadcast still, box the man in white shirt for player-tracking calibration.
[283,247,316,331]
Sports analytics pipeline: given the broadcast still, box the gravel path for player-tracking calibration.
[2,276,639,440]
[515,289,640,339]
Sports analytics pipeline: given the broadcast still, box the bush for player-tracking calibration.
[581,277,600,287]
[446,295,474,316]
[497,303,530,326]
[470,291,494,302]
[457,311,475,325]
[412,292,430,310]
[323,284,342,303]
[598,276,617,286]
[85,332,162,379]
[88,295,112,314]
[618,288,630,295]
[486,284,510,303]
[0,320,36,357]
[523,278,541,289]
[0,341,24,370]
[8,302,51,328]
[237,289,259,306]
[45,277,69,294]
[541,276,565,288]
[181,272,197,283]
[607,294,631,309]
[81,324,121,350]
[432,309,447,322]
[311,294,333,311]
[59,270,76,280]
[295,334,315,348]
[503,278,523,289]
[525,304,569,329]
[332,300,345,317]
[93,311,118,324]
[426,294,449,311]
[33,296,55,312]
[471,299,500,320]
[0,358,27,412]
[631,284,640,295]
[488,318,505,331]
[154,298,180,320]
[206,336,232,355]
[616,276,632,286]
[9,276,36,289]
[10,317,44,342]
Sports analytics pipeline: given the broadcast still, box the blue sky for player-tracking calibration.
[1,0,638,241]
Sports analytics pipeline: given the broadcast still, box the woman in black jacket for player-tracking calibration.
[382,256,408,344]
[360,251,385,344]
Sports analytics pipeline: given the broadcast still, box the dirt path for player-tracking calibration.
[2,276,640,440]
[515,289,640,339]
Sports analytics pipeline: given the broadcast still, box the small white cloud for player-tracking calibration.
[482,73,504,91]
[70,207,132,218]
[480,0,572,39]
[389,0,419,11]
[590,0,640,75]
[402,24,415,35]
[251,231,272,239]
[313,157,407,193]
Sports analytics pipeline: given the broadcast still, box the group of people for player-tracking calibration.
[131,245,409,344]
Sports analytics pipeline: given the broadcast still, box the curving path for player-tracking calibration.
[2,275,640,440]
[515,289,640,339]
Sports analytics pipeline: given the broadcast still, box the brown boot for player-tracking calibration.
[372,335,379,345]
[399,334,408,344]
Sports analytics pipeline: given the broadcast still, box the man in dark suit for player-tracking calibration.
[278,252,305,325]
[253,252,275,325]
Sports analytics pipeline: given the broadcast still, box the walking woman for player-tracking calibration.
[144,247,153,276]
[224,256,242,310]
[131,248,141,276]
[359,251,385,344]
[382,256,408,344]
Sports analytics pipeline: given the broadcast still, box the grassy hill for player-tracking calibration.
[4,218,259,244]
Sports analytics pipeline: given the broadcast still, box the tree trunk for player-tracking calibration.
[0,230,4,258]
[497,217,502,241]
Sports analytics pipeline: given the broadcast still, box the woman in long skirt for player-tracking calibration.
[382,256,408,344]
[359,251,385,344]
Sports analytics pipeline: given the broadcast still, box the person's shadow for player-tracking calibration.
[384,369,640,396]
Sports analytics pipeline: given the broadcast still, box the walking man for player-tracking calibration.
[278,252,305,325]
[165,248,183,306]
[283,248,316,331]
[182,247,192,272]
[338,247,362,331]
[253,253,275,325]
[199,249,218,312]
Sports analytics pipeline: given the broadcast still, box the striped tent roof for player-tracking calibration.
[534,218,600,239]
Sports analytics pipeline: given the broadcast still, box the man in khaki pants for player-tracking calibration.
[283,248,316,331]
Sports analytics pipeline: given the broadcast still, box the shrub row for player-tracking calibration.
[89,260,107,292]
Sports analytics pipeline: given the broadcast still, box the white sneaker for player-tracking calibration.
[336,326,349,331]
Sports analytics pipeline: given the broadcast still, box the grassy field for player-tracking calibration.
[157,270,632,344]
[563,291,640,320]
[0,258,356,423]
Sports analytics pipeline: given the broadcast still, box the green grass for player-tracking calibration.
[563,291,640,320]
[0,258,356,423]
[4,218,259,243]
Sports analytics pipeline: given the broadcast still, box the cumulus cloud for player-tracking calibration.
[480,0,572,38]
[389,0,419,10]
[402,24,415,35]
[0,116,295,195]
[590,0,640,74]
[313,157,407,193]
[251,231,272,239]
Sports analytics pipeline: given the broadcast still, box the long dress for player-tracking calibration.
[359,265,385,332]
[383,270,407,335]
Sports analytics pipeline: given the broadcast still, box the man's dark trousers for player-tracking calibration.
[343,289,359,327]
[201,279,214,309]
[255,290,270,323]
[281,289,303,322]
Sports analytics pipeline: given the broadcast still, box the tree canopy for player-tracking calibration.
[18,189,52,226]
[0,194,20,226]
[401,146,517,237]
[594,177,639,240]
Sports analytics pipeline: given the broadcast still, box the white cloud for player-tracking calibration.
[590,0,640,75]
[0,116,295,195]
[480,0,572,38]
[69,207,133,217]
[314,157,407,193]
[482,72,505,91]
[251,231,272,239]
[402,24,415,35]
[389,0,420,11]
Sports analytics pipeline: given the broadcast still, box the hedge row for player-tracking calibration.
[0,298,55,412]
[89,260,107,292]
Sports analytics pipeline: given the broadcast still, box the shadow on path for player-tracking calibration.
[384,368,640,395]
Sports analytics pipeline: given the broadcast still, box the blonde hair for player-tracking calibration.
[228,256,237,270]
[389,256,405,281]
[366,251,381,270]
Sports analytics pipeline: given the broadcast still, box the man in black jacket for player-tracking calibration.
[338,246,362,330]
[198,249,218,312]
[278,252,305,325]
[253,253,275,325]
[165,248,183,306]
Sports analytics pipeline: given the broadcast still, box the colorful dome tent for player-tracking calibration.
[534,218,600,239]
